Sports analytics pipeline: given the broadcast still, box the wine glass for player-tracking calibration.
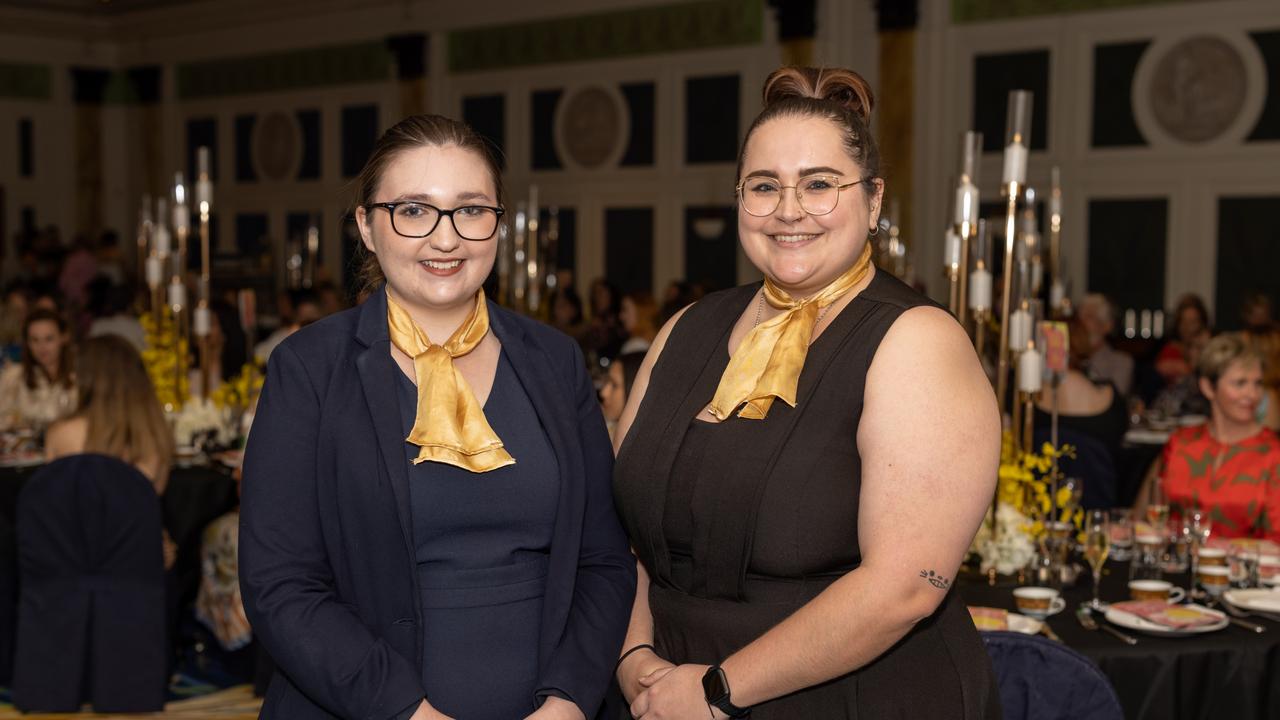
[1145,479,1170,535]
[1084,509,1111,610]
[1110,508,1135,562]
[1186,508,1213,592]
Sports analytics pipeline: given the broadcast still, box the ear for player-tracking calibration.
[1198,376,1215,403]
[355,206,376,254]
[867,179,884,230]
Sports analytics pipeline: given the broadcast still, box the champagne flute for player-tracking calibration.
[1146,479,1170,534]
[1084,509,1111,610]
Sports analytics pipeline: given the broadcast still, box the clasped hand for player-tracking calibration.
[625,659,729,720]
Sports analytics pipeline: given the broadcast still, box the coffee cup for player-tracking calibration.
[1197,547,1227,566]
[1128,579,1186,603]
[1135,533,1162,548]
[1198,565,1230,596]
[1258,555,1280,583]
[1013,587,1065,619]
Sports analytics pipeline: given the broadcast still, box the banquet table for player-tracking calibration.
[0,458,238,685]
[961,561,1280,720]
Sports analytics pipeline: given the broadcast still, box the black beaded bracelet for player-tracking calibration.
[614,643,656,674]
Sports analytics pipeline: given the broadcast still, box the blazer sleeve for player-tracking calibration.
[536,342,637,714]
[239,343,424,719]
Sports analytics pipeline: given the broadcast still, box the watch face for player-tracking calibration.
[702,665,729,703]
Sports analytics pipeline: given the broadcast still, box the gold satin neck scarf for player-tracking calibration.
[386,289,515,472]
[707,242,874,421]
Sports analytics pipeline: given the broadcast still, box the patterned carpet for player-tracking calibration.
[0,684,262,718]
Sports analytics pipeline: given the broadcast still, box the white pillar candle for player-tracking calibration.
[1140,309,1152,339]
[1153,310,1165,339]
[1018,346,1043,393]
[194,306,211,337]
[145,256,163,288]
[954,180,978,226]
[945,228,961,270]
[168,281,187,310]
[196,177,212,213]
[1124,309,1137,339]
[1030,257,1044,294]
[1002,142,1028,186]
[1049,279,1066,309]
[1008,308,1033,350]
[154,223,171,257]
[969,267,993,312]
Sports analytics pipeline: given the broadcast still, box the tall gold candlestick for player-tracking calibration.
[994,90,1032,418]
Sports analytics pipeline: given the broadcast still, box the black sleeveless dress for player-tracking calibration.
[614,272,1001,719]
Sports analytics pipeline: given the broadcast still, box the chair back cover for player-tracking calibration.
[12,453,166,713]
[983,630,1123,720]
[0,509,15,685]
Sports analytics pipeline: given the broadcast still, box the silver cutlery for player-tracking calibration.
[1206,599,1266,633]
[1076,605,1138,645]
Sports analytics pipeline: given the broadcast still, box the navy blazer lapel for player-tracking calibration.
[353,289,416,564]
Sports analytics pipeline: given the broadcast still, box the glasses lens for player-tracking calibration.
[452,206,500,240]
[392,203,439,237]
[740,178,781,217]
[798,176,840,215]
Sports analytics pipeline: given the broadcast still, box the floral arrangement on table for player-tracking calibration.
[171,361,264,450]
[140,311,190,412]
[971,430,1078,575]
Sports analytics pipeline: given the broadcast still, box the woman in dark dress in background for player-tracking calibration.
[240,114,634,720]
[612,67,1001,719]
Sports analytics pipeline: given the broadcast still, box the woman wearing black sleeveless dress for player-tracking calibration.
[613,67,1002,719]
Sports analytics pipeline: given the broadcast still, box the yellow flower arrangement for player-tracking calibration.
[140,311,190,411]
[997,430,1081,543]
[209,361,264,412]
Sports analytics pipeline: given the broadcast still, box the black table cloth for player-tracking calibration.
[961,561,1280,720]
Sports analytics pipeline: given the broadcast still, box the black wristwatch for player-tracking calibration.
[702,665,750,718]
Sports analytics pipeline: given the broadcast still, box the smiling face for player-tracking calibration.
[356,143,499,317]
[737,115,882,298]
[1202,358,1264,427]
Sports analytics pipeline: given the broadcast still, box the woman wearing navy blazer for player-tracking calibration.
[240,114,635,720]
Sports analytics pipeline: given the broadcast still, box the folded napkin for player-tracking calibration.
[968,606,1009,631]
[1111,600,1220,629]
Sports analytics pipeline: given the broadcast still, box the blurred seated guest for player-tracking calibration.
[0,281,30,363]
[618,291,658,354]
[196,466,251,653]
[57,234,98,314]
[1077,293,1133,396]
[1240,293,1280,429]
[1138,333,1280,543]
[0,309,74,431]
[86,277,145,352]
[29,284,60,314]
[658,281,703,326]
[1156,294,1211,387]
[1034,316,1128,463]
[254,290,323,363]
[95,230,127,286]
[583,278,625,362]
[598,352,645,435]
[44,334,176,567]
[190,304,230,397]
[314,280,346,316]
[548,286,586,342]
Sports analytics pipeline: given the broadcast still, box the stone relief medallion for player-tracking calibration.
[253,111,299,181]
[557,86,622,169]
[1147,36,1246,144]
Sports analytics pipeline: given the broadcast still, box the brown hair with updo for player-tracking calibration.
[351,114,506,294]
[738,67,881,199]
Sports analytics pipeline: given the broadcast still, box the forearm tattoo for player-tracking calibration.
[920,569,951,590]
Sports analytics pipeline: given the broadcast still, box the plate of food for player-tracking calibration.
[0,450,43,468]
[1105,601,1227,636]
[1223,588,1280,614]
[968,606,1043,635]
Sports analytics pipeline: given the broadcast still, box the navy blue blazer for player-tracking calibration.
[239,288,635,720]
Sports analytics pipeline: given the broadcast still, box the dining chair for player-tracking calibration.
[11,453,167,713]
[983,630,1123,720]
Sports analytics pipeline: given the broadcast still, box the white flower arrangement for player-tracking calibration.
[172,397,237,449]
[970,503,1037,576]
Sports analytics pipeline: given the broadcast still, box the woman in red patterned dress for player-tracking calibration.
[1146,333,1280,542]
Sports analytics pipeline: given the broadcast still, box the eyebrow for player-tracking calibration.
[742,166,848,180]
[393,190,495,203]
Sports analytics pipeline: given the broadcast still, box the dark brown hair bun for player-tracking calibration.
[761,66,874,127]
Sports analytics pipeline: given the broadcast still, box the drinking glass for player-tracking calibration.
[1162,517,1190,573]
[1186,508,1213,587]
[1084,510,1111,610]
[1145,480,1170,535]
[1230,543,1261,588]
[1110,508,1135,562]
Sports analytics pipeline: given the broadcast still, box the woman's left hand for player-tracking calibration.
[523,696,586,720]
[630,664,728,719]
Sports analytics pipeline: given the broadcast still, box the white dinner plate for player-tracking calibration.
[1007,614,1043,635]
[1224,589,1280,613]
[1104,604,1227,636]
[0,454,44,468]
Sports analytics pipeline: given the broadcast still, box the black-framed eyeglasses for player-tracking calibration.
[735,175,879,217]
[364,201,505,241]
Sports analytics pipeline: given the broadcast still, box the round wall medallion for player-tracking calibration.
[1147,35,1246,144]
[555,86,625,170]
[253,111,300,181]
